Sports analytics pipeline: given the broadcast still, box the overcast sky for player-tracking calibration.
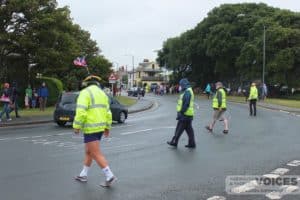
[56,0,299,70]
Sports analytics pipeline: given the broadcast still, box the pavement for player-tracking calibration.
[0,94,299,200]
[0,96,154,127]
[227,99,300,115]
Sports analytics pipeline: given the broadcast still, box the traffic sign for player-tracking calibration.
[109,73,117,80]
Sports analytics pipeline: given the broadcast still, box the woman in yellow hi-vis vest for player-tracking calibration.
[167,78,196,148]
[73,75,116,187]
[206,82,229,134]
[248,82,258,116]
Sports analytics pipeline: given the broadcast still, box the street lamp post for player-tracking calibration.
[263,25,266,85]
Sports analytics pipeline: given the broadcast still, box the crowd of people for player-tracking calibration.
[0,82,49,122]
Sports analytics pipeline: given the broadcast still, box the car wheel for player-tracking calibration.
[118,112,126,123]
[57,121,67,127]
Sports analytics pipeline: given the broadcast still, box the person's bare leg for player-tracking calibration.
[87,140,115,183]
[87,141,108,168]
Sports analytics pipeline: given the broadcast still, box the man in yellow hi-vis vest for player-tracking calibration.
[248,82,258,116]
[167,78,196,148]
[206,82,229,134]
[73,75,116,187]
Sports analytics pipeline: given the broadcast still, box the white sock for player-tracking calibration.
[79,165,90,177]
[102,166,114,181]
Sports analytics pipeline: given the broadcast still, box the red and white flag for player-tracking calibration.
[73,57,87,67]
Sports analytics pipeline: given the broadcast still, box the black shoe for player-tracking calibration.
[100,176,117,187]
[205,126,213,132]
[223,130,229,134]
[167,141,177,147]
[16,115,21,118]
[185,144,196,148]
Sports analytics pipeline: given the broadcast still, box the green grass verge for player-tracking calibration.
[19,106,55,117]
[115,96,137,106]
[226,96,300,109]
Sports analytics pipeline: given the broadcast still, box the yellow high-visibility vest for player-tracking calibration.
[73,85,112,134]
[176,87,194,116]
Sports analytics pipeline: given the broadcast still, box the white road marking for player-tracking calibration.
[287,160,300,167]
[279,110,290,114]
[194,102,200,110]
[207,196,226,200]
[270,168,290,176]
[15,137,29,140]
[266,186,299,199]
[121,129,153,135]
[231,180,258,193]
[263,174,280,179]
[31,135,43,138]
[0,138,10,141]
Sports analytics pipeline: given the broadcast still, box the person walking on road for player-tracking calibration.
[167,78,196,148]
[248,82,258,116]
[73,75,116,187]
[0,83,12,122]
[9,81,21,118]
[206,82,229,134]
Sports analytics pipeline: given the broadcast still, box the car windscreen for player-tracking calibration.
[61,93,78,104]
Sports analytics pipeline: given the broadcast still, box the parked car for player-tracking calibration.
[53,91,128,127]
[127,87,145,97]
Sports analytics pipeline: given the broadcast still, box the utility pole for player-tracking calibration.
[263,25,266,85]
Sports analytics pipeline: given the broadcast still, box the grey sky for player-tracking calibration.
[56,0,299,70]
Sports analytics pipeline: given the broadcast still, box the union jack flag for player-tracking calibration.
[73,57,87,67]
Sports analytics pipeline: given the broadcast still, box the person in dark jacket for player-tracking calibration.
[9,81,21,118]
[167,78,196,148]
[38,82,49,111]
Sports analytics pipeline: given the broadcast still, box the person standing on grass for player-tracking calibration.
[248,82,258,116]
[38,82,49,111]
[0,83,12,122]
[73,75,116,187]
[167,78,196,148]
[25,85,32,108]
[206,82,229,134]
[9,81,21,118]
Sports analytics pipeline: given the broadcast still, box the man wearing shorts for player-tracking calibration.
[206,82,229,134]
[73,75,116,187]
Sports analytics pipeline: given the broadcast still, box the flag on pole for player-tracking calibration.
[73,57,87,67]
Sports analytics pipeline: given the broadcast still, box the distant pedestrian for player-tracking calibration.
[25,84,33,108]
[38,82,49,111]
[262,83,267,100]
[248,82,258,116]
[24,94,29,109]
[167,78,196,148]
[206,82,229,134]
[73,75,116,187]
[0,83,12,122]
[31,88,38,108]
[205,83,211,99]
[9,81,21,118]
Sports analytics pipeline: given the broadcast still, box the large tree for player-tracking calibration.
[157,3,300,88]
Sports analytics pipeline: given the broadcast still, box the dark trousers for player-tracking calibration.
[171,120,195,146]
[249,99,257,116]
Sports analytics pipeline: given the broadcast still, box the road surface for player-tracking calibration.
[0,94,299,200]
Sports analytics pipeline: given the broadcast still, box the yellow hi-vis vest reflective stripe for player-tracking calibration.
[73,85,112,134]
[212,88,227,109]
[248,86,258,100]
[176,87,194,116]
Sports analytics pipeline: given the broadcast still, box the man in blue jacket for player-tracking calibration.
[167,78,196,148]
[38,82,49,111]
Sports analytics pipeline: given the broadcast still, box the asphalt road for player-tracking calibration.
[0,94,299,200]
